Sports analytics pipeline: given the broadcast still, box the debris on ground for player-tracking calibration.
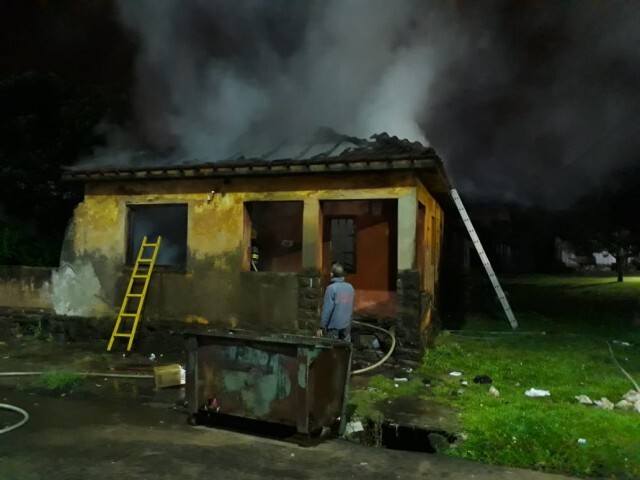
[612,340,632,347]
[575,394,593,405]
[616,399,635,410]
[394,377,408,382]
[488,386,500,397]
[422,378,431,387]
[449,371,463,377]
[594,398,614,410]
[344,420,364,435]
[575,390,640,412]
[460,380,468,387]
[524,388,551,397]
[153,364,185,389]
[577,438,587,445]
[624,390,640,403]
[473,375,492,384]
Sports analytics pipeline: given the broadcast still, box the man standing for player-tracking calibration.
[317,263,354,341]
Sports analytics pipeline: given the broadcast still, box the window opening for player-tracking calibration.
[127,204,188,267]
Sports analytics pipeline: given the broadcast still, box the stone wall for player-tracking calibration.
[0,266,54,312]
[297,272,322,331]
[396,269,423,346]
[0,311,210,353]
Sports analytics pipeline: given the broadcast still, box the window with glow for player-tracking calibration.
[244,201,303,272]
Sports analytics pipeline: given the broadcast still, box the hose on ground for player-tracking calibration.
[0,372,154,379]
[0,403,29,434]
[351,320,396,375]
[0,371,153,434]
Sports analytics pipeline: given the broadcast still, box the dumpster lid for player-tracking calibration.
[184,329,351,349]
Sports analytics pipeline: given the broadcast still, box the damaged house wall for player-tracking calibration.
[56,132,452,344]
[55,172,441,339]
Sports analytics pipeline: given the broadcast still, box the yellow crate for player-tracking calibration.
[153,364,185,389]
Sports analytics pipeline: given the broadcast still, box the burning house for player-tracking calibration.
[59,131,451,345]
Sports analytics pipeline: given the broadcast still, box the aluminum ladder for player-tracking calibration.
[107,236,162,351]
[450,189,518,329]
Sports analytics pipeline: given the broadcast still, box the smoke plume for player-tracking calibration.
[112,0,640,207]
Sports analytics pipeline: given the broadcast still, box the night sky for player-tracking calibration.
[1,0,639,208]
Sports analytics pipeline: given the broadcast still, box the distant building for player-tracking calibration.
[555,238,582,268]
[555,238,618,270]
[593,251,616,267]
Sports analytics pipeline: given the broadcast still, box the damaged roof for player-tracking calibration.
[62,129,451,194]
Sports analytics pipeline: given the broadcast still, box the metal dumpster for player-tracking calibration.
[185,331,352,436]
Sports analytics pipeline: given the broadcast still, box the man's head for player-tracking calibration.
[331,263,345,278]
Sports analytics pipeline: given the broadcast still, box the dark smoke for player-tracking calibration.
[108,0,640,207]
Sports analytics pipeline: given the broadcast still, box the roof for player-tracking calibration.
[62,129,452,194]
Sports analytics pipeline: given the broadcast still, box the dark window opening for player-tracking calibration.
[244,201,303,273]
[127,204,188,267]
[329,218,356,274]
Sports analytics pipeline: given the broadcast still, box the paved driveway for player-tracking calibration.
[0,387,577,480]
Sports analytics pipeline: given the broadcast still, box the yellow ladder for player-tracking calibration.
[107,236,162,351]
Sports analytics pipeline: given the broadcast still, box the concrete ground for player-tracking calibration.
[0,387,578,480]
[0,337,578,480]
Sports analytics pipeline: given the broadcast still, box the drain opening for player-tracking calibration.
[373,420,456,453]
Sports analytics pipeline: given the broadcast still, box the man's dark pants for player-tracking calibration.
[325,327,351,342]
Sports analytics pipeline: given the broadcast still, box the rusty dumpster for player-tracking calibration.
[185,331,353,436]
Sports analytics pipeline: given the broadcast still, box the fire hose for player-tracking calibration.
[0,371,153,434]
[0,403,29,434]
[351,320,396,375]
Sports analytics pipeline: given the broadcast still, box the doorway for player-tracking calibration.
[321,199,398,317]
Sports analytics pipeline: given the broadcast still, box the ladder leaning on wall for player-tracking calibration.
[450,189,518,330]
[107,236,162,351]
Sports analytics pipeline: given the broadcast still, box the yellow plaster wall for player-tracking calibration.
[416,178,445,334]
[68,172,418,326]
[80,173,417,268]
[73,196,124,261]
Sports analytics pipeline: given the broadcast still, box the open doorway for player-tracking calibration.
[244,201,303,272]
[321,199,398,317]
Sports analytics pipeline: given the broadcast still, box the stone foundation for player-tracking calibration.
[396,269,423,346]
[0,310,211,353]
[297,273,322,331]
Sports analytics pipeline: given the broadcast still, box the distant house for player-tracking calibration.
[555,238,582,269]
[58,131,452,345]
[593,250,616,267]
[555,238,618,270]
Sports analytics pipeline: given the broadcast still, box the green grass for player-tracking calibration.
[350,275,640,478]
[38,370,84,392]
[425,333,640,477]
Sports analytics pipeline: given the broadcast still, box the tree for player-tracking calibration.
[559,165,640,282]
[0,71,130,265]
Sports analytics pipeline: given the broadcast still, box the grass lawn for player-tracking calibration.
[349,275,640,479]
